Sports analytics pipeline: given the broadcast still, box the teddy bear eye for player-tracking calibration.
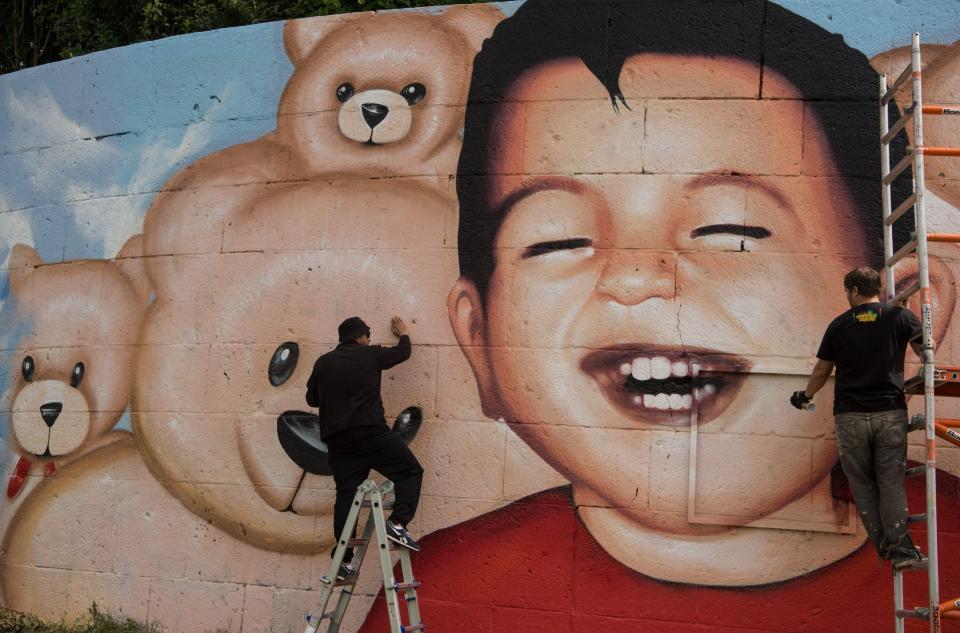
[336,83,355,103]
[21,356,34,383]
[70,362,85,388]
[269,342,300,387]
[401,83,427,105]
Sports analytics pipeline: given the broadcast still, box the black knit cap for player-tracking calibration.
[338,316,370,343]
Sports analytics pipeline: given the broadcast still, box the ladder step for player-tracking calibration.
[881,63,913,105]
[896,607,931,620]
[882,108,914,145]
[333,578,358,587]
[893,281,920,305]
[908,513,927,523]
[885,193,916,226]
[883,152,915,185]
[401,625,426,632]
[922,105,960,115]
[347,538,369,547]
[927,233,960,243]
[916,146,960,157]
[904,365,960,396]
[394,580,422,591]
[361,500,394,509]
[886,238,917,267]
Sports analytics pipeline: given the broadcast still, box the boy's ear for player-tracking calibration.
[891,256,956,346]
[448,277,503,419]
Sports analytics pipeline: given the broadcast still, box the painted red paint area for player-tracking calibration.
[6,457,31,499]
[359,472,960,633]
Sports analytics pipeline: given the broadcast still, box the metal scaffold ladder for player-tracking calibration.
[303,480,424,633]
[880,31,960,633]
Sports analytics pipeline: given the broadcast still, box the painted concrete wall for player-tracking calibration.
[1,1,959,631]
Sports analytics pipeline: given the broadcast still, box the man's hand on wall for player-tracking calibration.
[391,315,408,338]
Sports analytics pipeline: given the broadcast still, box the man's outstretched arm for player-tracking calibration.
[379,316,412,369]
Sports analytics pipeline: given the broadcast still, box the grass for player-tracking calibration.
[0,605,159,633]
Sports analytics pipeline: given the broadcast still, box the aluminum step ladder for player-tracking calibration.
[304,480,424,633]
[879,31,960,633]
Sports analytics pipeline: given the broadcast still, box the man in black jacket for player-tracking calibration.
[306,315,423,577]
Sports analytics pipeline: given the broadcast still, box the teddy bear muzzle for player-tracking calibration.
[12,381,91,458]
[337,89,413,145]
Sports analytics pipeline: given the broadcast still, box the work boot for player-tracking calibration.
[385,521,421,552]
[891,545,926,570]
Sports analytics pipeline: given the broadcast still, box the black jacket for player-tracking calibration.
[305,336,411,440]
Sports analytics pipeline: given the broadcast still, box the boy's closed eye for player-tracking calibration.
[522,238,594,259]
[690,224,772,240]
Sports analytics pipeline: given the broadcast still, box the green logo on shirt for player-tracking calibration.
[854,310,879,323]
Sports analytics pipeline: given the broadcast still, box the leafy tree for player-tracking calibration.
[1,0,489,74]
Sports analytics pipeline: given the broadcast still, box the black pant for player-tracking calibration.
[329,429,423,562]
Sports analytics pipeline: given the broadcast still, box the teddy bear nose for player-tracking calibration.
[361,103,389,129]
[40,402,63,427]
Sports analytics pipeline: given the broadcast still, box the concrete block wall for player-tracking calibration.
[0,1,959,631]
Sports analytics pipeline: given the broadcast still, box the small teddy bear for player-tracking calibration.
[4,237,149,498]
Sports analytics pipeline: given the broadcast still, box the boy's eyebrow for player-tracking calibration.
[683,173,793,211]
[495,176,588,216]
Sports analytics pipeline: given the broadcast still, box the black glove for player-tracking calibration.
[790,390,812,410]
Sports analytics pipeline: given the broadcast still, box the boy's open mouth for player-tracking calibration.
[580,345,751,426]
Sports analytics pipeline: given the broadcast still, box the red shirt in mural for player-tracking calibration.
[358,472,960,633]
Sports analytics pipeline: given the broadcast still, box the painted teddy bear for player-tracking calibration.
[133,5,504,553]
[3,239,149,500]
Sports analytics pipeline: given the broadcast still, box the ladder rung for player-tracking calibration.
[927,233,960,243]
[394,580,422,591]
[917,146,960,157]
[885,193,916,226]
[908,513,927,523]
[896,607,931,620]
[906,466,926,477]
[883,152,915,185]
[893,281,920,305]
[347,538,368,547]
[895,558,930,572]
[922,105,960,115]
[883,108,914,145]
[886,238,917,267]
[361,500,394,509]
[333,577,357,587]
[401,625,426,633]
[881,63,914,105]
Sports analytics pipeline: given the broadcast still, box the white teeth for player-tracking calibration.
[654,393,670,410]
[643,394,656,408]
[631,357,651,381]
[631,391,697,411]
[669,394,684,410]
[620,362,632,376]
[672,361,688,377]
[704,384,716,395]
[632,395,643,405]
[651,356,671,380]
[681,394,693,408]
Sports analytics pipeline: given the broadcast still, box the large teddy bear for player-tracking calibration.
[133,4,504,554]
[2,239,148,500]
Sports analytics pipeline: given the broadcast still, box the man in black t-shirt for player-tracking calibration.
[792,267,924,569]
[306,315,424,579]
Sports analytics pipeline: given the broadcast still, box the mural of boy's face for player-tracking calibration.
[451,53,872,581]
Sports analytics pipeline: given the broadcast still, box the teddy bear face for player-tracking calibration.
[7,251,144,462]
[135,178,458,551]
[276,10,496,178]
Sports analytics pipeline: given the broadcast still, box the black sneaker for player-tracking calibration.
[336,562,357,581]
[892,546,926,570]
[385,521,421,552]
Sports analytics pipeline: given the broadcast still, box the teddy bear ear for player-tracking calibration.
[283,13,367,66]
[7,243,41,294]
[114,234,151,305]
[440,4,505,54]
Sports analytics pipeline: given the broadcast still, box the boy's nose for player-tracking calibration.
[595,249,676,305]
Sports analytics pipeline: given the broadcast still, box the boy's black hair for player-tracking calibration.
[456,0,911,301]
